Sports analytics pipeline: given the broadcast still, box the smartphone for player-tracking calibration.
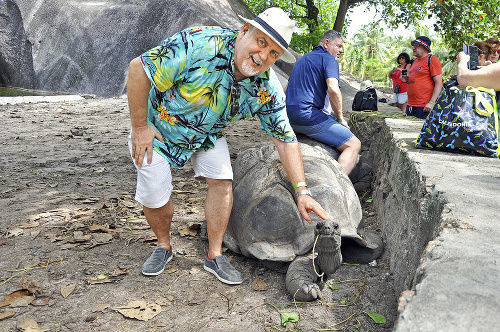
[463,43,479,70]
[401,69,408,77]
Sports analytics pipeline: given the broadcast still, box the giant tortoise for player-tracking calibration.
[224,138,383,301]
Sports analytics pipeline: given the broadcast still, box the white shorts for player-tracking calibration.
[128,137,233,208]
[393,92,408,104]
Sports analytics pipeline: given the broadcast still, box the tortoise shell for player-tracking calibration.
[224,139,376,262]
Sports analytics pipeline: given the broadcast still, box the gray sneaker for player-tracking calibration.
[203,255,242,285]
[142,247,172,276]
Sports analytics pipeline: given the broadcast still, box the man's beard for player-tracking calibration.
[240,54,264,77]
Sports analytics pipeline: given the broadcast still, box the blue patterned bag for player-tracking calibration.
[415,86,499,157]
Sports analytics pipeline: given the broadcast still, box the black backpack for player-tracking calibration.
[352,87,378,111]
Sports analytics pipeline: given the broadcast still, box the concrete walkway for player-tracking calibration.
[353,104,500,331]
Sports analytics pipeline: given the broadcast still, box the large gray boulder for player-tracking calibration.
[13,0,295,96]
[0,0,35,89]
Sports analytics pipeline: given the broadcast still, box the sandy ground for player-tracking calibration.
[0,95,397,331]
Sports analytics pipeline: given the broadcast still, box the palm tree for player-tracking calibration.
[349,22,394,81]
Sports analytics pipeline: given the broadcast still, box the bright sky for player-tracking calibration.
[346,4,430,38]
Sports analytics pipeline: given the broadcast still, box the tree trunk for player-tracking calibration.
[305,0,319,33]
[333,0,365,33]
[333,0,349,32]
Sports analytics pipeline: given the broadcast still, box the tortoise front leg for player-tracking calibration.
[285,255,321,302]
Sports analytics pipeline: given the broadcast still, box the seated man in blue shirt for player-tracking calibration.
[286,30,361,175]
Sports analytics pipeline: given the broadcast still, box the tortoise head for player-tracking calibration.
[315,219,340,236]
[315,219,342,275]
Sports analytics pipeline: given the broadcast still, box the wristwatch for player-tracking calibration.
[296,189,312,198]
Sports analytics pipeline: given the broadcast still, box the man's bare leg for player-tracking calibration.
[204,178,233,259]
[143,199,174,250]
[202,177,242,284]
[337,136,361,175]
[141,200,174,276]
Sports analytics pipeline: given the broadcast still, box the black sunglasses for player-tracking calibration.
[230,83,241,117]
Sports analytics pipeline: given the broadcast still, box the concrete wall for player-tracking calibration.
[350,110,446,297]
[350,107,500,331]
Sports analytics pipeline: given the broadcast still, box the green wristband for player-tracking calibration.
[429,100,435,105]
[293,182,307,190]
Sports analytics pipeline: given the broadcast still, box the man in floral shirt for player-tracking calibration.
[127,8,332,284]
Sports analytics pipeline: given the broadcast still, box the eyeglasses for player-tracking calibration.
[230,83,241,117]
[496,49,500,55]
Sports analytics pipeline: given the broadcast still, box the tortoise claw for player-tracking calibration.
[295,282,321,302]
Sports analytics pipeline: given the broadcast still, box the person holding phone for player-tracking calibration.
[473,41,493,67]
[457,52,500,90]
[389,52,410,112]
[401,36,443,119]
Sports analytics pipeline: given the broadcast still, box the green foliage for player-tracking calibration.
[0,87,45,96]
[241,0,498,83]
[365,311,387,324]
[280,312,299,326]
[429,0,500,57]
[368,0,500,60]
[242,0,339,53]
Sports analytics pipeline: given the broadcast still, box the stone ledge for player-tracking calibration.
[350,105,500,331]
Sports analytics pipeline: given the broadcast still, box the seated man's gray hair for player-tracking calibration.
[319,30,344,45]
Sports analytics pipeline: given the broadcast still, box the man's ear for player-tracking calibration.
[322,39,329,49]
[240,23,251,35]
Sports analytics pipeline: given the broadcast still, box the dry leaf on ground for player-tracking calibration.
[7,228,24,237]
[17,317,49,332]
[31,296,51,306]
[190,266,201,275]
[31,291,55,306]
[0,290,31,307]
[17,276,42,294]
[112,300,162,321]
[0,310,15,321]
[10,295,36,307]
[61,283,76,298]
[91,233,113,244]
[178,223,200,237]
[251,277,268,291]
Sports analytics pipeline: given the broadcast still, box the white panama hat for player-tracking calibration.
[238,7,296,63]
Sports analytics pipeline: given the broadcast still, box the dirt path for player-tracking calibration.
[0,97,397,331]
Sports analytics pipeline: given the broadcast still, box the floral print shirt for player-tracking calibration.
[140,26,296,169]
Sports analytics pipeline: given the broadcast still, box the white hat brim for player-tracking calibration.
[238,15,296,63]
